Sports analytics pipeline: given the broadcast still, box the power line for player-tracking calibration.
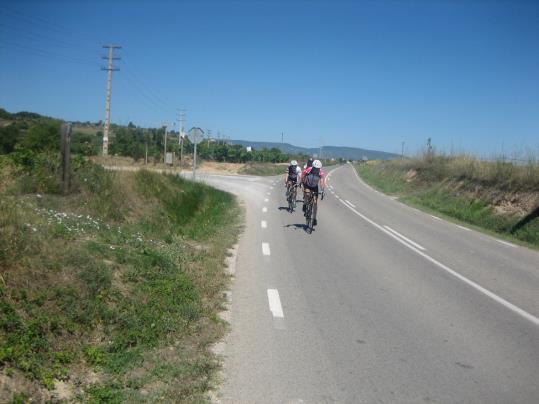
[0,6,99,47]
[117,73,174,117]
[1,21,98,56]
[0,40,99,67]
[121,61,176,111]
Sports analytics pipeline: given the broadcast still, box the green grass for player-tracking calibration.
[355,160,539,248]
[0,155,241,402]
[239,162,286,176]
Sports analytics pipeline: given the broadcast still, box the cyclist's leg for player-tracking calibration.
[313,187,319,225]
[303,188,311,214]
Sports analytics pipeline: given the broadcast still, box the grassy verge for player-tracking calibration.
[355,158,539,248]
[0,155,241,402]
[238,162,286,176]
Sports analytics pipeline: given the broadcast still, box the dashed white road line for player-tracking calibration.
[384,225,426,251]
[261,220,267,229]
[267,289,284,318]
[337,198,539,327]
[344,200,356,208]
[497,239,517,248]
[267,192,271,195]
[431,215,442,221]
[262,207,268,213]
[262,242,271,256]
[456,224,471,231]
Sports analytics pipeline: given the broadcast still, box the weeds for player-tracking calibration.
[239,162,285,176]
[1,156,241,401]
[355,154,539,248]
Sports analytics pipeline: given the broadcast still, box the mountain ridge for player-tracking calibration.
[227,139,399,160]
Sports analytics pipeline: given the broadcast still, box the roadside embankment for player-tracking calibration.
[238,162,287,176]
[355,156,539,248]
[92,155,287,177]
[0,154,241,402]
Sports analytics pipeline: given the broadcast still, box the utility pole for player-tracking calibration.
[281,132,284,144]
[178,109,185,166]
[101,45,121,156]
[401,141,405,159]
[161,122,174,164]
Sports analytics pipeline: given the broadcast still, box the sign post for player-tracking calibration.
[187,127,204,181]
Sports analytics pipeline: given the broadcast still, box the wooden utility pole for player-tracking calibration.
[144,129,148,165]
[101,44,121,156]
[61,123,71,194]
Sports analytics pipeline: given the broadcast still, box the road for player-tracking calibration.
[196,164,539,404]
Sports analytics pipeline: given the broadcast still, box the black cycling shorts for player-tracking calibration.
[304,184,318,195]
[287,175,298,184]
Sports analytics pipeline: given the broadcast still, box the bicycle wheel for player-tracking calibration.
[288,192,294,212]
[305,198,313,233]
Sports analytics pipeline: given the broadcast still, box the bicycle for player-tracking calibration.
[286,182,298,212]
[304,189,324,233]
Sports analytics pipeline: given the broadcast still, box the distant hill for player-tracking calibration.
[227,139,399,160]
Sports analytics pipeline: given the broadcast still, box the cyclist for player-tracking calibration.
[303,157,314,170]
[284,160,302,198]
[301,159,325,226]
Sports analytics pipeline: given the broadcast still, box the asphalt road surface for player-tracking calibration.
[196,164,539,404]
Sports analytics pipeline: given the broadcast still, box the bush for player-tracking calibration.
[0,124,20,154]
[19,120,61,153]
[71,132,100,156]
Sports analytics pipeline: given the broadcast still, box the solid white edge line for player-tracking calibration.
[262,242,271,256]
[262,207,268,213]
[337,199,539,327]
[261,220,267,229]
[345,200,356,208]
[267,289,284,318]
[456,224,471,231]
[497,239,517,248]
[431,215,442,221]
[384,225,426,251]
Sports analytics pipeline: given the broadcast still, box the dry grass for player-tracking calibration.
[356,153,539,247]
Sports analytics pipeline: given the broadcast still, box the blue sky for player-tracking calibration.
[1,0,538,157]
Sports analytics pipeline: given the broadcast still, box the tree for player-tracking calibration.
[0,124,20,154]
[20,120,61,152]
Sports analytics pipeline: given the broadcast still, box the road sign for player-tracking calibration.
[188,127,204,145]
[188,127,204,181]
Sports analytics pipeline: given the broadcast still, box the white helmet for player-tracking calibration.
[290,160,298,166]
[313,159,322,169]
